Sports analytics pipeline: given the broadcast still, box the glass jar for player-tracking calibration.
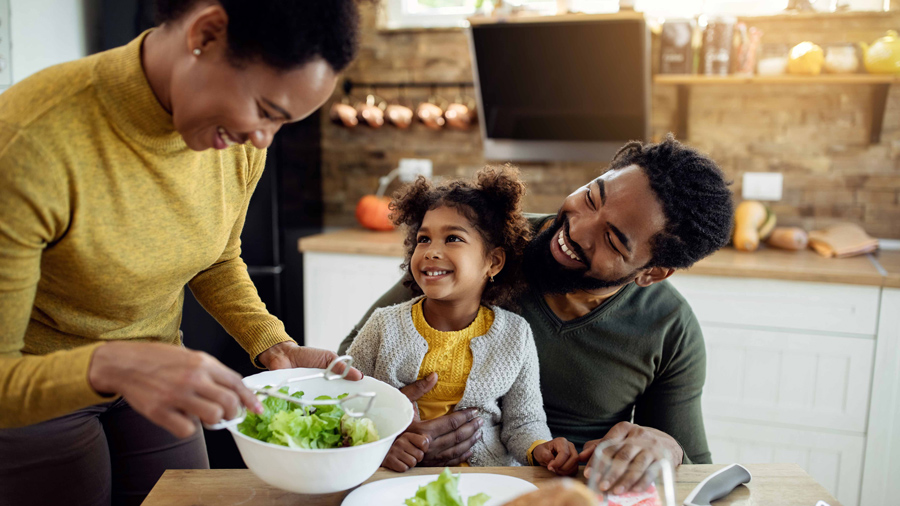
[757,43,790,75]
[823,43,860,74]
[703,16,736,75]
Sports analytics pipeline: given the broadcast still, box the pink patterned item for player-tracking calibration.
[606,484,662,506]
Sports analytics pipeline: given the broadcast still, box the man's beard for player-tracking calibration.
[523,217,637,295]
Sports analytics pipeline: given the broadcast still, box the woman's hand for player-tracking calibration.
[533,437,580,475]
[382,432,430,472]
[257,342,362,380]
[88,341,264,438]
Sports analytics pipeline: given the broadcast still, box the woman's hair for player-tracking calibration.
[391,165,531,309]
[156,0,361,72]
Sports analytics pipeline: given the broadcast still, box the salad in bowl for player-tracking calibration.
[221,360,415,494]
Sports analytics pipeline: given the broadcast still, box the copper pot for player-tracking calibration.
[445,101,477,130]
[386,103,414,129]
[329,101,359,128]
[357,94,386,128]
[416,101,445,130]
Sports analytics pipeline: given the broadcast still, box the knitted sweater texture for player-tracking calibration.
[347,296,552,467]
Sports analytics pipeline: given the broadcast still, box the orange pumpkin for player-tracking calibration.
[355,195,394,231]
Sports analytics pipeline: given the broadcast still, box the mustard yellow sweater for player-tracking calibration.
[412,299,494,421]
[0,32,293,428]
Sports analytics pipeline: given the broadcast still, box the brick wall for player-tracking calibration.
[322,7,900,238]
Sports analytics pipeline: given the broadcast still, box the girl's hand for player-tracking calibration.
[533,437,580,476]
[382,432,430,472]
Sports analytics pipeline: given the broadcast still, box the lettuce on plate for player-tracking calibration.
[404,468,490,506]
[237,388,378,449]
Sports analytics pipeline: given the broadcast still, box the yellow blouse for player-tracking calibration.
[412,299,494,421]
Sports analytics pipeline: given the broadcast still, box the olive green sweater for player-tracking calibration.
[340,215,712,464]
[0,33,293,428]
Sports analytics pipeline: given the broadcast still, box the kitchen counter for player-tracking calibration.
[872,249,900,289]
[143,464,841,506]
[298,228,890,287]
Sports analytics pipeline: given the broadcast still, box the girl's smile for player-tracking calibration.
[419,268,453,281]
[411,206,497,304]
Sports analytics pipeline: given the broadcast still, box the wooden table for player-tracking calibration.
[143,464,841,506]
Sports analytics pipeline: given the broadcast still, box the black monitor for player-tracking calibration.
[468,14,650,162]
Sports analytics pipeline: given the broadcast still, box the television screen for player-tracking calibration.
[469,16,649,161]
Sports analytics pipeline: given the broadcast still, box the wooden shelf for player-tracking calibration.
[655,74,898,144]
[467,10,644,26]
[655,74,900,85]
[737,9,900,22]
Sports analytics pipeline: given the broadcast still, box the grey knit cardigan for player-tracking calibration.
[346,296,552,467]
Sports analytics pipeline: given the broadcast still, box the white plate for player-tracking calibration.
[341,472,538,506]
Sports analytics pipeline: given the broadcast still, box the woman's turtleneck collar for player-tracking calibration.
[92,30,187,153]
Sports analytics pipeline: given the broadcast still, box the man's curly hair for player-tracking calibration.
[610,134,734,269]
[390,165,531,310]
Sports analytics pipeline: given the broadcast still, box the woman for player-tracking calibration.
[0,1,362,504]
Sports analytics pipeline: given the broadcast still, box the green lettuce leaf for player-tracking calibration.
[404,468,490,506]
[236,390,378,449]
[467,493,490,506]
[341,414,380,446]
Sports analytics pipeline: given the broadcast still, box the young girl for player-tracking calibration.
[347,166,578,475]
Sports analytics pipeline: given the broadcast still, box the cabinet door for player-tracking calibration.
[702,326,874,432]
[303,252,404,352]
[669,275,880,336]
[861,288,900,506]
[705,418,864,506]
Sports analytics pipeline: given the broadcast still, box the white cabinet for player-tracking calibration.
[668,276,880,336]
[669,275,882,506]
[705,419,866,505]
[860,288,900,506]
[302,252,405,352]
[702,327,874,432]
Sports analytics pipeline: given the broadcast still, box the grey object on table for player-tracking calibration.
[683,464,752,506]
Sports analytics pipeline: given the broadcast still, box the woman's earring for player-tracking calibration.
[193,48,202,56]
[490,275,495,283]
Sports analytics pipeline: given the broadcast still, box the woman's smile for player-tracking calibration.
[213,126,242,149]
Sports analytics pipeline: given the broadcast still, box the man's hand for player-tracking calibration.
[399,373,484,466]
[383,432,430,472]
[257,342,362,380]
[532,438,579,476]
[88,342,265,439]
[578,421,684,495]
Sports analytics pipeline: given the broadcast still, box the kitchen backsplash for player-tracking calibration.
[321,6,900,239]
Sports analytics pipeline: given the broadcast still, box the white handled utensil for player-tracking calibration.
[204,355,376,431]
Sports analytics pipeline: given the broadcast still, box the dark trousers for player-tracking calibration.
[0,397,208,506]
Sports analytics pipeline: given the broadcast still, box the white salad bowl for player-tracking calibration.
[226,367,415,495]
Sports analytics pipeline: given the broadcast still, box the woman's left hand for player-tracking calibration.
[257,342,363,380]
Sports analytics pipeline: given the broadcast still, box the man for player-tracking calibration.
[339,135,734,493]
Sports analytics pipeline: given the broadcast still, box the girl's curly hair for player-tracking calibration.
[390,165,531,310]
